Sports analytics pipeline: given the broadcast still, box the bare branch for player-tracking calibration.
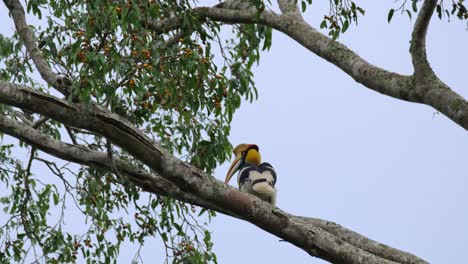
[191,6,468,130]
[215,0,256,10]
[195,7,269,24]
[306,218,422,264]
[2,0,72,95]
[106,138,125,181]
[410,0,437,77]
[196,7,413,97]
[20,147,44,250]
[278,0,302,19]
[142,16,183,34]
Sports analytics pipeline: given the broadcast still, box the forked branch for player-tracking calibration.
[410,0,438,77]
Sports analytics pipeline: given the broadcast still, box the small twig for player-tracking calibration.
[35,157,76,191]
[215,33,228,61]
[142,16,183,34]
[20,147,47,251]
[106,138,125,182]
[65,126,78,144]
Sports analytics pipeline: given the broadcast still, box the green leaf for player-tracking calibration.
[161,232,168,242]
[412,0,418,12]
[406,10,412,20]
[356,7,365,15]
[301,1,306,12]
[53,192,59,205]
[320,20,327,29]
[387,9,395,23]
[436,5,442,19]
[342,20,349,32]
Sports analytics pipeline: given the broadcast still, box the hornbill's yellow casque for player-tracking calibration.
[224,144,277,205]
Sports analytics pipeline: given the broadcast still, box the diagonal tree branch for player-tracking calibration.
[306,217,422,264]
[189,6,468,130]
[410,0,437,77]
[3,0,72,95]
[0,80,428,264]
[32,116,48,129]
[194,7,415,99]
[142,16,183,34]
[0,112,200,206]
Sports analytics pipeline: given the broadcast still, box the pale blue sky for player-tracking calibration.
[1,1,467,263]
[210,1,468,263]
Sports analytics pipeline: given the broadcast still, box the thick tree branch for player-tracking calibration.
[191,6,468,130]
[306,218,422,264]
[0,80,428,264]
[32,116,48,129]
[195,7,268,24]
[407,0,468,128]
[195,7,414,99]
[151,6,464,131]
[0,112,200,205]
[410,0,437,77]
[142,16,183,34]
[3,0,72,95]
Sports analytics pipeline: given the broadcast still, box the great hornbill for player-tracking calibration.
[224,144,277,205]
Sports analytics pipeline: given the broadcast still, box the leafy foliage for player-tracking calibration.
[0,0,271,263]
[388,0,468,24]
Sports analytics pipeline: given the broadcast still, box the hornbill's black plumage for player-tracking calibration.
[224,144,277,205]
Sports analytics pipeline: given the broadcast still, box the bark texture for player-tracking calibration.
[1,0,463,263]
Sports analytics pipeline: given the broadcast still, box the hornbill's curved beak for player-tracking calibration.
[225,152,244,184]
[224,144,260,184]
